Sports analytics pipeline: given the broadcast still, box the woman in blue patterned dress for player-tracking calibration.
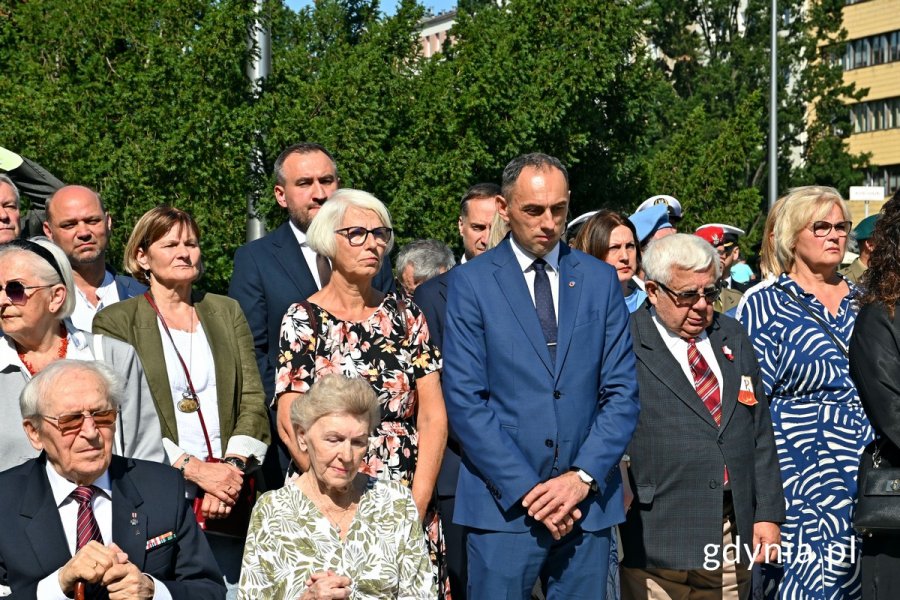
[740,186,873,600]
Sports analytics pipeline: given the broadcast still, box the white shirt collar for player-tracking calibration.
[288,220,309,247]
[45,461,112,508]
[508,237,561,274]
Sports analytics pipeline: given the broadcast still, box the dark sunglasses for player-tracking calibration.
[655,281,721,305]
[41,409,118,434]
[0,281,54,305]
[809,220,852,238]
[335,226,393,247]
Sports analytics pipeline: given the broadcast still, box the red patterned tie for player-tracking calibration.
[71,486,103,550]
[687,339,728,485]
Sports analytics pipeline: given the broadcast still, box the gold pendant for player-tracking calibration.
[177,392,200,413]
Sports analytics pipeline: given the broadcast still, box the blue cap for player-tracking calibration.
[629,204,672,244]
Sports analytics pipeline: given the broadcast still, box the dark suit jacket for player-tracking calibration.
[443,240,640,532]
[413,271,459,497]
[0,455,224,599]
[621,307,784,570]
[850,302,900,472]
[92,292,270,453]
[228,222,395,400]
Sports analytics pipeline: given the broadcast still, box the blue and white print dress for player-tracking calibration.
[740,274,873,600]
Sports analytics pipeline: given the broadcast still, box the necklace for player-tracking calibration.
[17,324,69,376]
[302,473,358,535]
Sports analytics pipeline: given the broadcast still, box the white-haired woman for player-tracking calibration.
[240,374,436,599]
[275,189,449,597]
[740,186,872,600]
[0,238,164,472]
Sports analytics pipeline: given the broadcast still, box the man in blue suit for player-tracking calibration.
[442,153,640,599]
[0,360,223,599]
[43,185,147,331]
[228,143,393,486]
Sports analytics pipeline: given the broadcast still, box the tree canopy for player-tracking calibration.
[0,0,866,289]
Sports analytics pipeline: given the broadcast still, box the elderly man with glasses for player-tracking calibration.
[619,233,784,600]
[0,360,224,599]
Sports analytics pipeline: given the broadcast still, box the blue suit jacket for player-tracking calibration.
[0,455,224,599]
[228,222,395,400]
[442,240,640,533]
[413,271,459,497]
[112,270,147,301]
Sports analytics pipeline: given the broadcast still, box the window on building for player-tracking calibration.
[843,30,900,70]
[867,165,900,195]
[850,96,900,134]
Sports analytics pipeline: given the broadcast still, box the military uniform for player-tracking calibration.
[839,258,867,285]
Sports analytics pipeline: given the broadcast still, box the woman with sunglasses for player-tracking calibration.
[93,206,270,594]
[0,238,164,472]
[274,189,449,598]
[740,186,871,600]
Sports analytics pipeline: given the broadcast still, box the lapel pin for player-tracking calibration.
[722,345,734,361]
[568,281,575,287]
[130,512,138,526]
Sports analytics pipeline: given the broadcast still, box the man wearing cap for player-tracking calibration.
[840,214,879,285]
[629,204,675,249]
[636,195,684,231]
[695,225,744,313]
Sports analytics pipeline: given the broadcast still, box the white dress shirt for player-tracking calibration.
[69,270,121,332]
[508,237,560,320]
[35,464,172,599]
[649,307,724,394]
[289,221,329,289]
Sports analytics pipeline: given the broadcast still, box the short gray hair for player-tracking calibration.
[20,359,124,423]
[0,174,20,205]
[396,239,455,285]
[290,373,380,432]
[306,189,394,259]
[643,233,721,286]
[0,237,77,319]
[501,153,569,203]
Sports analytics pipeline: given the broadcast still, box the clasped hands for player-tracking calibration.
[521,471,590,540]
[58,541,155,599]
[182,453,245,520]
[300,570,352,599]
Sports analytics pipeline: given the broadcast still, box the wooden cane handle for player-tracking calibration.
[74,580,85,600]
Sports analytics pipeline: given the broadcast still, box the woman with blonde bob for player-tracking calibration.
[275,188,450,596]
[740,186,872,600]
[240,373,436,599]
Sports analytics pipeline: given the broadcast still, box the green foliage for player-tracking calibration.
[0,0,867,286]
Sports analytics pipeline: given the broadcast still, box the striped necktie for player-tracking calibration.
[688,339,728,485]
[71,486,103,550]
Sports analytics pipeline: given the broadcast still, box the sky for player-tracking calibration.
[284,0,457,16]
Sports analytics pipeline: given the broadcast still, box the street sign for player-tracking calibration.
[849,186,886,201]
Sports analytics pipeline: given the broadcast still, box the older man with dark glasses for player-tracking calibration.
[0,359,224,599]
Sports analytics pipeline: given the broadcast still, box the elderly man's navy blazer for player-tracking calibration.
[0,455,224,599]
[442,240,640,532]
[229,221,394,401]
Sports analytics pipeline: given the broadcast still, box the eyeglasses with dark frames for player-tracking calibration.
[0,281,54,305]
[809,220,852,238]
[334,226,393,247]
[41,409,118,434]
[654,280,721,306]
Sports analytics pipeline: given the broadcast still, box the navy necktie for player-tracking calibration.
[532,259,557,363]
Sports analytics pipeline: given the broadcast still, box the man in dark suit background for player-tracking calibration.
[0,359,223,599]
[443,153,640,599]
[413,181,499,600]
[228,143,393,487]
[621,233,783,600]
[43,185,147,331]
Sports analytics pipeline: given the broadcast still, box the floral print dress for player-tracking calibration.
[238,478,436,599]
[276,294,450,598]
